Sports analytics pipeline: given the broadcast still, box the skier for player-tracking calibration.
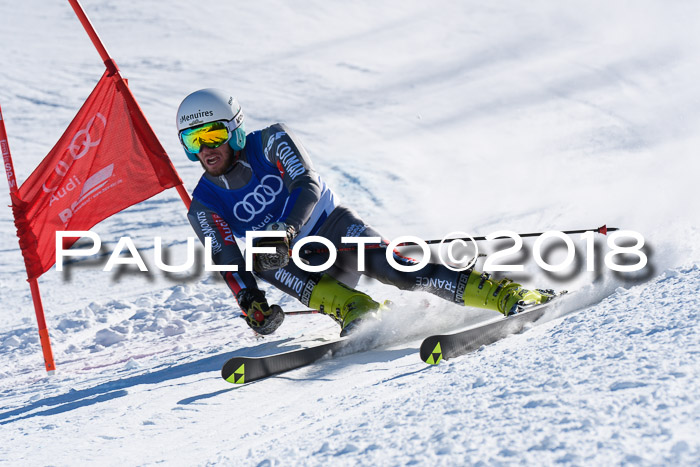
[177,89,554,335]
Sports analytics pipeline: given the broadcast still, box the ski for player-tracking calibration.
[420,293,567,365]
[221,338,348,384]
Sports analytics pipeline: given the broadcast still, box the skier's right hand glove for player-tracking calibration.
[236,288,285,335]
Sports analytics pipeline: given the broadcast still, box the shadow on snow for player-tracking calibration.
[0,339,421,423]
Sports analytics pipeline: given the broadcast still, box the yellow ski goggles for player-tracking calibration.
[179,121,232,154]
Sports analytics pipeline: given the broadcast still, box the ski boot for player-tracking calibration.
[460,270,555,316]
[308,275,387,336]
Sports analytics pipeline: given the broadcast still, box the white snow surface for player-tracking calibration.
[1,1,699,465]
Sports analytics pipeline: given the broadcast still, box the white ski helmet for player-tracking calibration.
[176,88,246,161]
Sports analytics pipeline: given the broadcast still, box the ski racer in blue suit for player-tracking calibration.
[177,89,554,335]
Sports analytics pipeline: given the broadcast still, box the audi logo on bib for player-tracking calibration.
[233,174,284,222]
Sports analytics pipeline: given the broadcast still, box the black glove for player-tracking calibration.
[253,222,297,272]
[236,288,285,335]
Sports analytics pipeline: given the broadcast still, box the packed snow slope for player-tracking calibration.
[1,1,699,465]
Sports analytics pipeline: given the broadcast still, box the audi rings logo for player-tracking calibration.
[42,112,108,194]
[69,113,107,159]
[233,175,284,222]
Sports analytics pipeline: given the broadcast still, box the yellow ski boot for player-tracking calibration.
[308,275,387,336]
[460,270,555,315]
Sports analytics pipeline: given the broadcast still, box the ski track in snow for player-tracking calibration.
[1,0,700,465]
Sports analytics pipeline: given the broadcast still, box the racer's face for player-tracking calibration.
[198,142,235,176]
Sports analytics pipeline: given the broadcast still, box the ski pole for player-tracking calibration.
[283,309,341,325]
[302,224,618,255]
[283,309,322,316]
[240,309,325,317]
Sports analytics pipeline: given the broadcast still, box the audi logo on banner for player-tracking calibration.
[69,112,107,159]
[233,174,284,222]
[42,112,107,194]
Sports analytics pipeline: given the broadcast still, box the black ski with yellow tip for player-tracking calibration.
[221,338,348,384]
[420,293,566,365]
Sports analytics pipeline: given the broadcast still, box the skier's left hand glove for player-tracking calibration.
[236,288,285,335]
[253,222,297,272]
